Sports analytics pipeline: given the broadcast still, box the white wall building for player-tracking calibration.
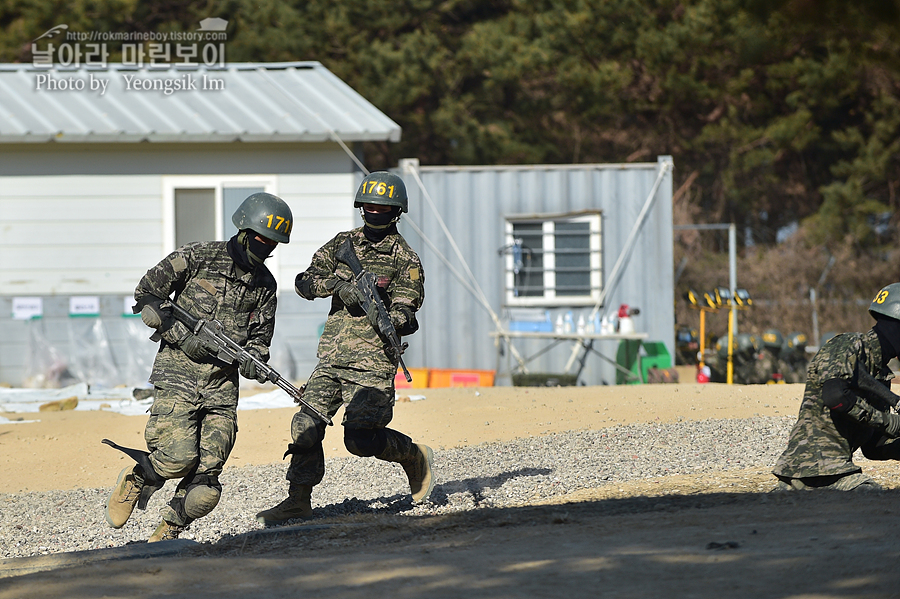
[0,61,397,386]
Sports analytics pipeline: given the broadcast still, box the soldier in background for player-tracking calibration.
[749,328,789,384]
[256,171,432,525]
[105,193,292,541]
[772,283,900,491]
[706,333,757,384]
[782,332,810,384]
[705,337,729,383]
[675,326,700,365]
[732,333,760,384]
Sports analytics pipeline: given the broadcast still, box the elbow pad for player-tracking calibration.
[822,378,856,413]
[295,272,315,300]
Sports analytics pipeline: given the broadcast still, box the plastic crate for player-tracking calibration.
[428,368,495,387]
[394,368,430,389]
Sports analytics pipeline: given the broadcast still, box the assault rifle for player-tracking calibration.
[335,237,412,383]
[145,294,332,425]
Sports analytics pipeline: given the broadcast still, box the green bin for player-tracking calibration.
[615,340,643,385]
[639,341,672,383]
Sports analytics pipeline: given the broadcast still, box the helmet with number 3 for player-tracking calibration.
[869,283,900,321]
[354,171,408,213]
[232,192,293,244]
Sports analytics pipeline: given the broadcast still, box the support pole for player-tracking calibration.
[729,223,737,339]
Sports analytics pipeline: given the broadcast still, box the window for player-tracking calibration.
[162,177,274,254]
[174,188,216,248]
[503,211,602,306]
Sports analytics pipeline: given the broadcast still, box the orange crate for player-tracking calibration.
[395,368,430,389]
[428,368,495,388]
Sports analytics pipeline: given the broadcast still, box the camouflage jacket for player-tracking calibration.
[135,241,277,396]
[297,227,424,378]
[773,329,895,478]
[783,355,809,384]
[746,349,784,384]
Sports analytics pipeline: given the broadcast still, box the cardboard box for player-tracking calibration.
[395,368,430,389]
[428,368,495,388]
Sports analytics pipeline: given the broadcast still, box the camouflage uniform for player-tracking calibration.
[286,226,425,487]
[704,344,754,384]
[136,241,277,525]
[703,350,726,383]
[772,329,900,489]
[782,349,809,384]
[732,353,757,385]
[746,348,787,384]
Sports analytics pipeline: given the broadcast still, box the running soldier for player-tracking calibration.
[105,193,292,541]
[256,171,432,525]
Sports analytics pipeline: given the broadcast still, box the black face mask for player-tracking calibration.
[229,231,275,275]
[227,233,254,273]
[362,206,400,229]
[873,317,900,361]
[246,232,275,265]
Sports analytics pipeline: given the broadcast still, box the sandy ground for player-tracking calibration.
[3,378,900,598]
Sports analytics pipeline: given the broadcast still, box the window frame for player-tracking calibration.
[503,210,603,307]
[161,174,279,264]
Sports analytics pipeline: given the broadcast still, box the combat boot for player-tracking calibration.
[105,465,144,528]
[402,444,435,503]
[255,484,313,525]
[148,520,185,543]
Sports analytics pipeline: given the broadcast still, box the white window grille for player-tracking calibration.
[503,211,602,306]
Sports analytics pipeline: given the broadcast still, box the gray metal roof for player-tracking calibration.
[0,61,401,143]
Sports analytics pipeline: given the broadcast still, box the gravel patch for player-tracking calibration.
[0,416,794,559]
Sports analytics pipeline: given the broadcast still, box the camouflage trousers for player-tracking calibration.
[285,363,417,487]
[144,384,238,481]
[774,472,880,491]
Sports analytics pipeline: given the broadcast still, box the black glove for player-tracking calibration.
[389,305,418,336]
[295,272,315,300]
[333,280,363,307]
[239,353,269,383]
[180,334,211,361]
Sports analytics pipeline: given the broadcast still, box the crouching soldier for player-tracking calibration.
[772,283,900,491]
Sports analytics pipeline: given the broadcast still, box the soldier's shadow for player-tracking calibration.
[316,467,552,518]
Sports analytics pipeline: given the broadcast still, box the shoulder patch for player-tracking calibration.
[170,254,187,273]
[197,279,218,295]
[409,267,420,281]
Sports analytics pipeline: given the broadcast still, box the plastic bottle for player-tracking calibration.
[576,314,586,335]
[564,311,574,333]
[605,315,619,335]
[555,314,564,334]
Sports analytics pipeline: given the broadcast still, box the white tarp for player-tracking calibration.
[0,384,298,416]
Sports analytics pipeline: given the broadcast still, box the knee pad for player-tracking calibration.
[344,427,387,457]
[291,409,327,450]
[152,450,199,479]
[183,474,222,520]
